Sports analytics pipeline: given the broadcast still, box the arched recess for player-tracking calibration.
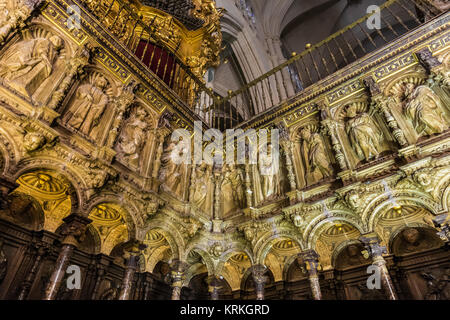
[183,247,215,285]
[217,251,253,292]
[308,218,364,270]
[370,203,439,249]
[143,217,184,261]
[183,272,232,300]
[86,202,134,255]
[389,224,444,257]
[331,239,368,271]
[8,169,78,232]
[362,190,439,233]
[253,227,304,265]
[13,158,89,214]
[142,229,173,273]
[0,191,44,230]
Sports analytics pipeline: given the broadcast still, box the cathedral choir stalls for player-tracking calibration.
[0,0,449,302]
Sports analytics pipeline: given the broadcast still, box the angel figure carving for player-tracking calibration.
[0,35,63,97]
[403,83,448,136]
[63,75,109,139]
[345,104,384,161]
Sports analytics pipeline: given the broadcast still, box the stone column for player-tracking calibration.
[298,250,322,300]
[280,139,297,192]
[171,271,184,300]
[251,264,268,300]
[360,233,398,300]
[43,214,91,300]
[118,241,146,300]
[91,266,105,300]
[207,275,221,300]
[321,114,348,172]
[18,244,48,300]
[363,76,408,148]
[169,260,188,300]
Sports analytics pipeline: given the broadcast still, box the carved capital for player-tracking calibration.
[59,214,92,246]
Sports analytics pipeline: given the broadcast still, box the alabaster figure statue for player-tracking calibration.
[117,107,149,168]
[300,127,333,185]
[221,164,245,216]
[345,104,384,161]
[160,139,189,199]
[0,35,63,97]
[259,144,282,201]
[64,75,109,138]
[403,83,448,136]
[191,163,214,214]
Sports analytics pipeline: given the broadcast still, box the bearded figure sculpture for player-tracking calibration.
[299,127,333,186]
[403,83,448,136]
[63,75,109,139]
[116,107,149,168]
[345,104,384,161]
[0,35,63,97]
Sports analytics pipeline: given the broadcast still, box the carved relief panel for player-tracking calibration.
[330,95,396,168]
[0,25,68,104]
[291,120,335,189]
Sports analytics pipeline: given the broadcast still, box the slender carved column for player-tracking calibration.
[207,275,221,300]
[364,77,408,148]
[213,172,223,220]
[244,164,253,207]
[118,241,146,300]
[48,45,92,110]
[171,271,184,300]
[18,244,48,300]
[151,130,167,180]
[91,266,105,300]
[106,81,138,148]
[251,264,268,300]
[298,250,322,300]
[44,214,92,300]
[360,233,398,300]
[321,119,348,171]
[281,140,297,191]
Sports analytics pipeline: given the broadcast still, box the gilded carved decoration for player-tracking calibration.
[0,0,449,297]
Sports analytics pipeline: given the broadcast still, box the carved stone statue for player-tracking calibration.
[345,104,384,161]
[116,107,149,168]
[0,35,63,97]
[259,144,282,201]
[221,164,245,216]
[403,83,448,136]
[299,127,333,185]
[64,75,109,139]
[191,163,214,214]
[160,138,189,199]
